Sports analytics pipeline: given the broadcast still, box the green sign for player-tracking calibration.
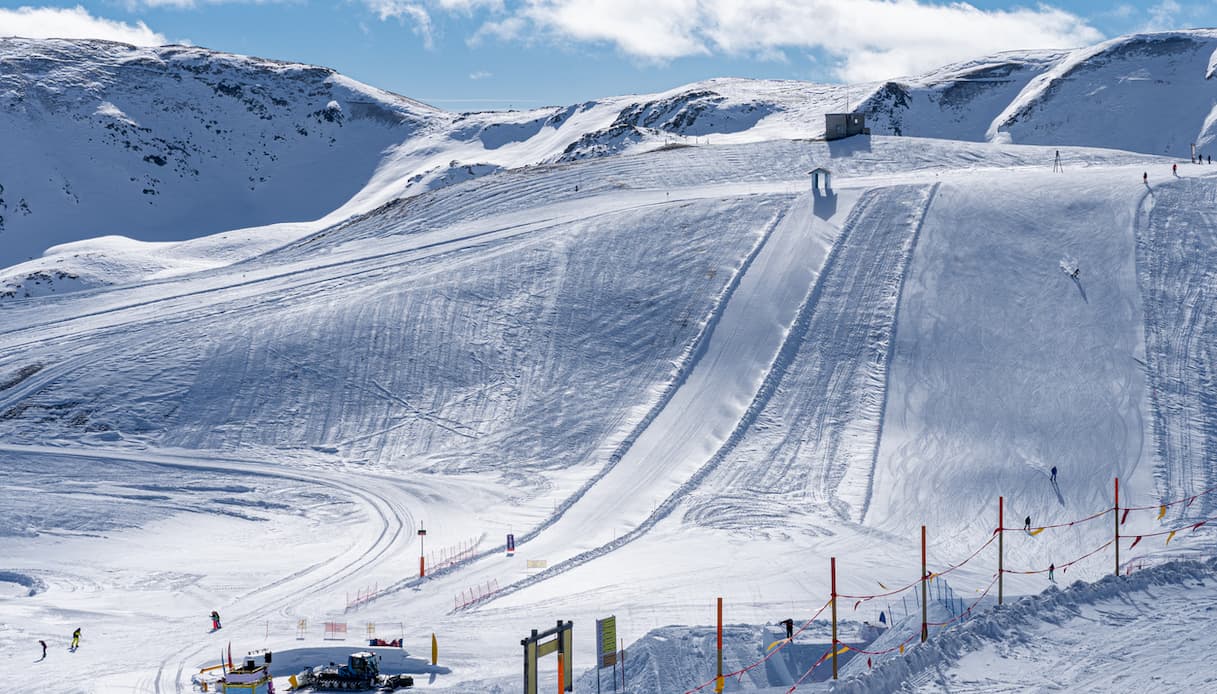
[596,615,617,668]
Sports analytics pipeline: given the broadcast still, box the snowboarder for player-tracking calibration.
[38,640,46,660]
[1024,516,1032,533]
[70,628,80,651]
[1050,466,1058,482]
[780,618,794,641]
[210,610,221,631]
[1048,563,1056,582]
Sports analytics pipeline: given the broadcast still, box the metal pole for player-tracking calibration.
[1115,477,1120,577]
[715,597,724,693]
[921,525,928,642]
[831,557,839,680]
[998,496,1004,605]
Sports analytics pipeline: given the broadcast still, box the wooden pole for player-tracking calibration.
[921,525,928,642]
[1115,477,1120,577]
[998,496,1004,605]
[715,597,723,693]
[831,557,839,680]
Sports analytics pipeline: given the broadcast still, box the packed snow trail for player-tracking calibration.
[869,168,1156,588]
[1137,177,1217,519]
[685,184,938,529]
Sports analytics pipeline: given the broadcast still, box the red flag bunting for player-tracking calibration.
[1192,521,1207,532]
[854,600,862,611]
[1121,509,1130,525]
[1129,536,1142,549]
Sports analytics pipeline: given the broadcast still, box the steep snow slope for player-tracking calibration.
[991,31,1217,155]
[0,38,444,271]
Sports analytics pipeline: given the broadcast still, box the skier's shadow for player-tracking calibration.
[1051,478,1065,506]
[1069,274,1088,303]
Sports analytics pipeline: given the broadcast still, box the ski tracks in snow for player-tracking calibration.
[1136,178,1217,518]
[477,183,938,603]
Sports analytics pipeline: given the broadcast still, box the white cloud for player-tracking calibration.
[469,69,492,79]
[0,5,167,45]
[1143,0,1182,32]
[366,0,435,49]
[467,0,1103,82]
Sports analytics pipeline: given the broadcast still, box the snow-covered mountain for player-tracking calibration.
[10,30,1217,300]
[4,29,1217,694]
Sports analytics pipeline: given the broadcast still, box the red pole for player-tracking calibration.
[998,496,1004,605]
[715,597,724,693]
[921,525,928,642]
[1115,477,1120,577]
[831,557,839,680]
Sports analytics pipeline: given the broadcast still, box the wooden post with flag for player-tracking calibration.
[715,597,724,693]
[831,556,839,680]
[1114,478,1120,577]
[998,496,1004,605]
[921,525,928,642]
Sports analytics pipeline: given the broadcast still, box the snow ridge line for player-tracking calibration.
[376,197,793,597]
[832,557,1217,694]
[858,182,940,524]
[472,187,909,606]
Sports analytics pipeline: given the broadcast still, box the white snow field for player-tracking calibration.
[5,28,1217,694]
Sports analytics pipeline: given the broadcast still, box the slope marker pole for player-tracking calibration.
[1114,477,1120,577]
[998,496,1004,605]
[715,597,723,693]
[831,556,839,680]
[921,525,928,643]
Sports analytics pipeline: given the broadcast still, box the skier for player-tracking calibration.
[1208,155,1211,165]
[1173,163,1178,176]
[70,628,80,651]
[39,639,46,660]
[210,610,222,631]
[1024,516,1032,533]
[1143,172,1148,184]
[1048,563,1056,582]
[780,618,794,641]
[1050,466,1058,483]
[1070,267,1079,279]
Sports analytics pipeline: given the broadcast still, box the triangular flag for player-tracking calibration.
[867,657,872,669]
[1187,496,1197,508]
[854,600,862,611]
[878,581,888,590]
[1157,505,1167,520]
[1129,536,1142,549]
[1121,509,1130,525]
[767,638,791,652]
[899,644,905,654]
[1166,530,1177,545]
[1192,521,1207,532]
[1029,527,1045,536]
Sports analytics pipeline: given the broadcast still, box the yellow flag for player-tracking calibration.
[832,645,851,657]
[1029,527,1045,536]
[899,644,905,654]
[1166,530,1177,545]
[1157,505,1166,520]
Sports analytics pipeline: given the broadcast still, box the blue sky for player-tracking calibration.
[0,1,1211,111]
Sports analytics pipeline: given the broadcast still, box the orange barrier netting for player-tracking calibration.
[926,574,1000,628]
[682,598,832,694]
[681,479,1217,692]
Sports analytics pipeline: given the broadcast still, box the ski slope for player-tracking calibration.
[9,31,1217,694]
